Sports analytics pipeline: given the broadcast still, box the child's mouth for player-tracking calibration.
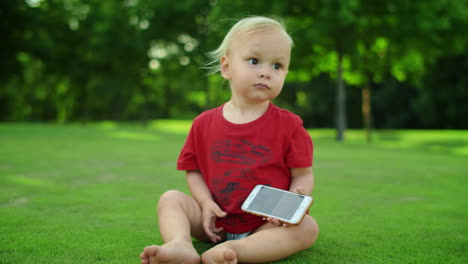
[255,83,270,89]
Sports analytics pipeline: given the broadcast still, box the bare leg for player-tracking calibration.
[201,215,319,264]
[140,190,208,264]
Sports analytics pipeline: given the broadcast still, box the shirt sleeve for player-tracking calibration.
[177,123,200,171]
[285,125,313,168]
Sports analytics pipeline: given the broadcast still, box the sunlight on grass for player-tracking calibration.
[3,175,51,187]
[65,120,468,157]
[110,131,160,141]
[96,121,119,130]
[148,119,192,134]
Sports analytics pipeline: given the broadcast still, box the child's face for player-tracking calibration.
[221,28,291,104]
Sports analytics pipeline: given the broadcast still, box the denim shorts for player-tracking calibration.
[225,231,252,241]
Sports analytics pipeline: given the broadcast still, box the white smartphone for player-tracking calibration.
[241,185,313,225]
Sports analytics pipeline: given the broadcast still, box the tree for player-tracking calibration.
[1,0,467,130]
[284,0,361,141]
[293,0,468,141]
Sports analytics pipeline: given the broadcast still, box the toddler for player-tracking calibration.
[140,16,319,264]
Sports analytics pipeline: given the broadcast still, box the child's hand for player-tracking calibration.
[290,186,306,196]
[201,200,227,243]
[263,217,291,227]
[263,187,306,227]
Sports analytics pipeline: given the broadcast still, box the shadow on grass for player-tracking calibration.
[193,240,214,254]
[375,130,401,141]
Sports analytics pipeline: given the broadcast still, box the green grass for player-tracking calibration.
[1,122,467,264]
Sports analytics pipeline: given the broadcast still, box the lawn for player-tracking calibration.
[0,122,467,264]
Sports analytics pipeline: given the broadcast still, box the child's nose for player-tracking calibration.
[258,65,271,79]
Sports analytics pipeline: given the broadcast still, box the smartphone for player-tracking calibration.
[241,185,313,225]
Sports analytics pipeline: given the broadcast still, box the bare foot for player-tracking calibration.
[140,240,200,264]
[202,246,237,264]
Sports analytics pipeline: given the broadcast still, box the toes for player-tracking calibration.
[223,249,236,262]
[202,247,237,264]
[140,251,149,264]
[142,246,159,258]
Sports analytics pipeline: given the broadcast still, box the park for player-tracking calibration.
[1,1,467,263]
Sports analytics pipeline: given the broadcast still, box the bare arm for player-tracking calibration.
[289,166,314,196]
[186,170,214,205]
[186,170,226,243]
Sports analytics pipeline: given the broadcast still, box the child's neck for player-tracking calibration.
[222,100,270,124]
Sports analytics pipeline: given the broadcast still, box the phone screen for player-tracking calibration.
[246,186,305,220]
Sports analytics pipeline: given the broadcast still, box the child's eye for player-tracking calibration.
[273,63,282,70]
[248,58,258,65]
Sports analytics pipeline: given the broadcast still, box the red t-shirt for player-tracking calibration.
[177,102,313,234]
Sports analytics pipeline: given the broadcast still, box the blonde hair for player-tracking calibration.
[204,16,294,75]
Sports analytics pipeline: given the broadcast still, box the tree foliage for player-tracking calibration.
[1,0,467,132]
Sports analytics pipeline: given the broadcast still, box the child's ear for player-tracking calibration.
[220,56,231,80]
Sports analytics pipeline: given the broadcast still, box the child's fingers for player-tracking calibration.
[204,226,216,242]
[139,252,148,264]
[297,187,305,195]
[201,202,227,243]
[212,233,223,243]
[207,227,223,243]
[203,216,223,243]
[214,207,227,218]
[291,187,305,195]
[213,226,224,233]
[202,219,214,237]
[210,227,224,242]
[264,217,292,227]
[273,218,282,226]
[264,217,282,226]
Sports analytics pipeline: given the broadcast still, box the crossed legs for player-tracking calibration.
[140,190,319,264]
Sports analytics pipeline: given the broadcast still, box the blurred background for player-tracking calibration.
[1,0,467,135]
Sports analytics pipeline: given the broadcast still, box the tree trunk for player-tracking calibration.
[362,82,372,143]
[336,51,346,142]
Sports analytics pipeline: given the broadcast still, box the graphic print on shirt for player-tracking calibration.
[211,168,258,226]
[210,139,273,226]
[210,139,272,165]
